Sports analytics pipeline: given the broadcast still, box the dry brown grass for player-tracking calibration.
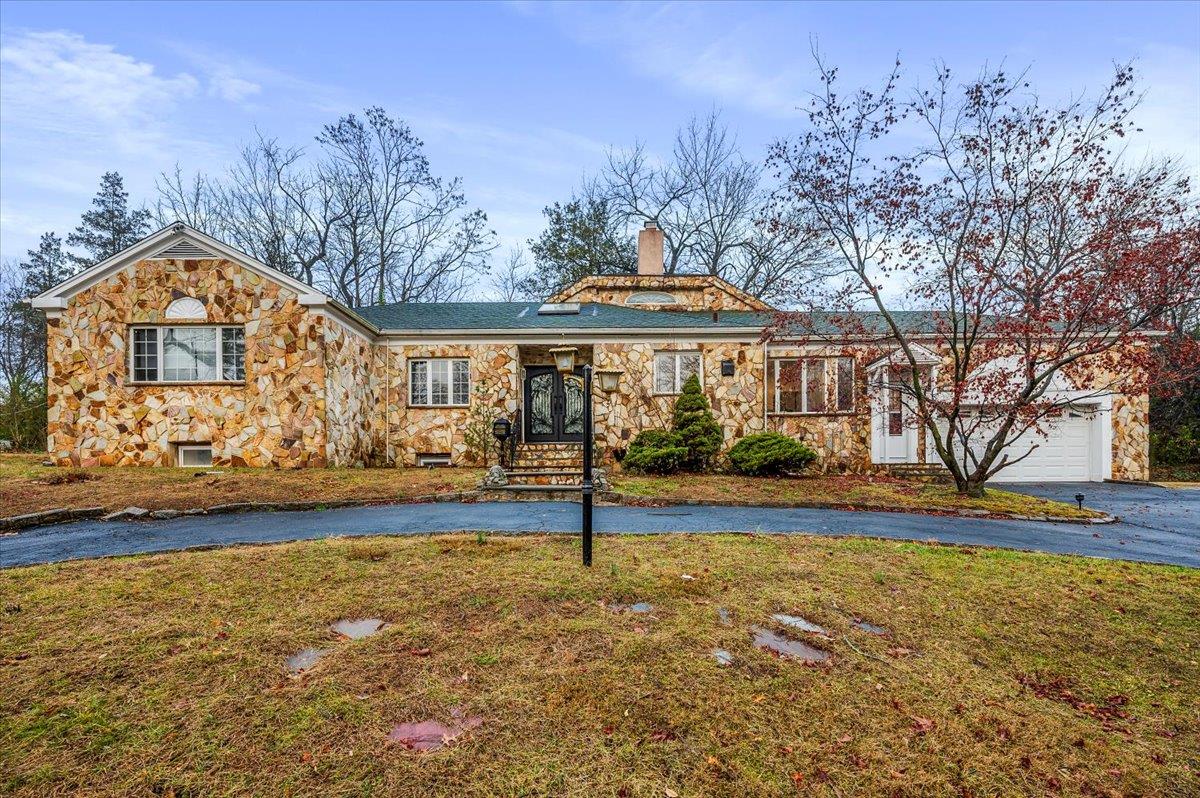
[2,454,1101,520]
[2,534,1196,797]
[0,454,482,515]
[612,470,1105,519]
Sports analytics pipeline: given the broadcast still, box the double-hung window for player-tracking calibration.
[773,356,855,413]
[409,358,470,406]
[130,326,245,383]
[653,351,702,394]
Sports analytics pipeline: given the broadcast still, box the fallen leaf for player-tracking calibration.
[664,789,679,798]
[911,716,935,734]
[408,647,432,657]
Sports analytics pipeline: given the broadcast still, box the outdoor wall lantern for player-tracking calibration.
[492,417,511,442]
[548,346,578,374]
[721,359,735,377]
[595,368,624,393]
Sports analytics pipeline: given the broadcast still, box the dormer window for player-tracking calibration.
[625,291,678,305]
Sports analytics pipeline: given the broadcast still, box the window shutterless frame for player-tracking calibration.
[176,444,214,468]
[408,358,471,407]
[653,351,702,394]
[772,357,855,414]
[127,325,245,384]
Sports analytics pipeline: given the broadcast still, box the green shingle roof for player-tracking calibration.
[351,302,771,330]
[350,301,943,335]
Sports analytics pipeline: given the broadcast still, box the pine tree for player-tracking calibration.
[22,232,72,295]
[67,172,152,268]
[671,374,723,471]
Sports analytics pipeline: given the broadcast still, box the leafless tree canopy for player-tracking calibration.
[599,112,828,303]
[156,108,496,307]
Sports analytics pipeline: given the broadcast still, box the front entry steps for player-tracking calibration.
[479,442,610,494]
[885,462,951,481]
[505,443,584,486]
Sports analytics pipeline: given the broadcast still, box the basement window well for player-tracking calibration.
[416,453,452,467]
[176,444,213,468]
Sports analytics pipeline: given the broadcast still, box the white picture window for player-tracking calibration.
[653,351,702,394]
[409,359,470,406]
[129,326,244,383]
[773,357,855,413]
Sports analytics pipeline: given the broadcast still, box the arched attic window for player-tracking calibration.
[625,291,679,305]
[164,296,207,320]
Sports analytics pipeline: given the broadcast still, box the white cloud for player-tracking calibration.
[207,72,262,103]
[0,30,201,157]
[534,3,809,118]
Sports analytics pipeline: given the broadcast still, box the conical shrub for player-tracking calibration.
[671,374,722,471]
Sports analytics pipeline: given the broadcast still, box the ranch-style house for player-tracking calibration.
[29,222,1149,482]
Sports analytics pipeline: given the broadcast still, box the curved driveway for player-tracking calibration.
[3,482,1197,569]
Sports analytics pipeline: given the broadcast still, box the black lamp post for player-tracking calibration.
[581,364,594,567]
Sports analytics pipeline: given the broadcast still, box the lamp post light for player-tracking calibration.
[492,417,512,467]
[550,352,623,567]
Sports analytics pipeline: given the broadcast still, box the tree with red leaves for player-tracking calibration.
[768,55,1200,497]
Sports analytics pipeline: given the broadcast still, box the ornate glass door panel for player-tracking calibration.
[561,373,585,437]
[524,366,585,442]
[526,368,556,441]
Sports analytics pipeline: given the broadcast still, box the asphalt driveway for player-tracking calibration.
[4,488,1198,568]
[1005,481,1200,537]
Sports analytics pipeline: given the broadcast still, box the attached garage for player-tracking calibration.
[959,406,1106,483]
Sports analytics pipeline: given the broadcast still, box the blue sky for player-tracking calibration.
[2,0,1198,273]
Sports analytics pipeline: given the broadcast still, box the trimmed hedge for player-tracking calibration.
[726,432,817,476]
[622,430,689,475]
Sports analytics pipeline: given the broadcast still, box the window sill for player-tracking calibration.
[768,410,858,417]
[129,381,247,387]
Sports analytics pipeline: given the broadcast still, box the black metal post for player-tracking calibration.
[581,364,593,567]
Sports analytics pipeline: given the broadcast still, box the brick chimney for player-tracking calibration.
[637,220,664,275]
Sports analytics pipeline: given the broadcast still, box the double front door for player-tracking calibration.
[524,366,584,442]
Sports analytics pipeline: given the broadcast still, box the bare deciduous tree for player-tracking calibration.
[600,112,827,302]
[769,55,1200,496]
[156,108,496,307]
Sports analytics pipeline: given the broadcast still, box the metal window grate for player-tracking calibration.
[151,240,216,259]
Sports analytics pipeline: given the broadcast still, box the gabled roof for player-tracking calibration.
[29,222,378,337]
[550,274,774,312]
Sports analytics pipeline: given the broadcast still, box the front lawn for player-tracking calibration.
[0,454,482,516]
[612,471,1104,519]
[0,454,1101,520]
[2,534,1196,796]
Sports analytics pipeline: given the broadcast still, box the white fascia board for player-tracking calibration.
[29,296,67,310]
[378,327,764,346]
[299,294,379,340]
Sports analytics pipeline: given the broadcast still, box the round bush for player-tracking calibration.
[726,432,817,476]
[622,429,689,475]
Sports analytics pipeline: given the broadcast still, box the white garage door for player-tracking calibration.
[982,410,1095,482]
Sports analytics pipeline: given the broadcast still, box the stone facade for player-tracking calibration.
[551,275,771,312]
[43,253,1150,479]
[46,257,366,468]
[1111,391,1150,481]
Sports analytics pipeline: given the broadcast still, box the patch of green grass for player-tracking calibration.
[611,471,1104,518]
[2,535,1196,797]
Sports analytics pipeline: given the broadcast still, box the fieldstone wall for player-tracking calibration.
[379,344,520,466]
[47,257,330,467]
[551,275,772,312]
[1111,392,1150,481]
[592,341,766,458]
[322,317,377,466]
[764,347,875,473]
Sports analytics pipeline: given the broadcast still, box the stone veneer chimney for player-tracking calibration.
[637,220,664,275]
